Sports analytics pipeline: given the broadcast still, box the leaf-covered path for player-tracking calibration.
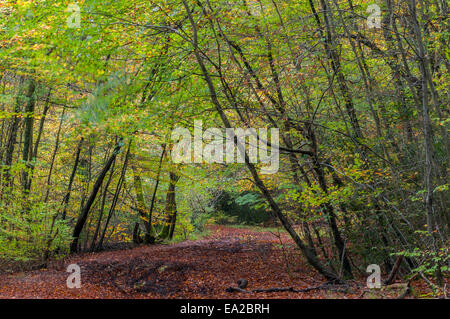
[0,226,413,299]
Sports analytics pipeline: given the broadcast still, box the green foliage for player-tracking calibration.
[213,191,272,225]
[396,231,449,278]
[0,0,448,289]
[0,197,71,265]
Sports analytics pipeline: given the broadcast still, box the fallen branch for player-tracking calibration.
[225,287,252,293]
[226,282,353,294]
[395,273,420,299]
[419,272,440,291]
[384,256,404,285]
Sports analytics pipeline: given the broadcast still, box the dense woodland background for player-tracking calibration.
[0,0,448,294]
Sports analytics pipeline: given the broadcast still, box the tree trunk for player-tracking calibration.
[70,139,122,253]
[96,140,130,251]
[3,77,28,188]
[160,172,180,240]
[21,79,36,193]
[183,0,341,282]
[90,156,116,252]
[44,106,66,202]
[144,144,166,244]
[61,138,83,220]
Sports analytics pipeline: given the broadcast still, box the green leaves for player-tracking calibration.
[0,199,71,263]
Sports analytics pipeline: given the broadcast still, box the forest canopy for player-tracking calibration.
[0,0,448,294]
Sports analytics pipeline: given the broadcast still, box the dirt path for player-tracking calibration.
[0,226,379,299]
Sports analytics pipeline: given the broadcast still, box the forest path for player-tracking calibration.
[0,225,365,298]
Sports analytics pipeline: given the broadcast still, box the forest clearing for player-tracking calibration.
[0,0,448,302]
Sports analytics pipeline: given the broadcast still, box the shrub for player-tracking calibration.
[0,198,71,268]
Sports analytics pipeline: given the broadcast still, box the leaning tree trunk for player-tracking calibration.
[89,156,116,252]
[70,139,123,253]
[96,141,130,251]
[182,0,342,282]
[61,138,83,220]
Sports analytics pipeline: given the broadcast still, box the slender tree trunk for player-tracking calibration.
[408,0,443,286]
[44,106,66,202]
[70,139,123,253]
[61,138,83,220]
[27,88,52,191]
[132,158,148,244]
[2,77,27,188]
[183,0,341,282]
[21,79,36,193]
[144,144,166,244]
[96,141,130,251]
[90,156,116,251]
[309,0,363,138]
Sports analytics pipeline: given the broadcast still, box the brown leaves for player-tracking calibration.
[0,226,430,299]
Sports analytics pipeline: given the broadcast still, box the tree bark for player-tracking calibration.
[21,79,36,193]
[96,140,130,251]
[160,171,180,240]
[144,144,166,244]
[70,139,123,253]
[61,138,83,220]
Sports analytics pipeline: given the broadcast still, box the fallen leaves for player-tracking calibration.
[0,225,433,299]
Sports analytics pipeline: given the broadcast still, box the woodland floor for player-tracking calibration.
[0,225,429,299]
